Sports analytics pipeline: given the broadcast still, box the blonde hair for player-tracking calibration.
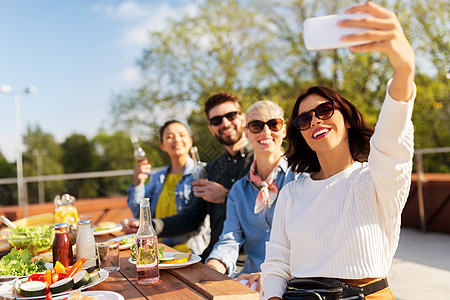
[246,100,284,119]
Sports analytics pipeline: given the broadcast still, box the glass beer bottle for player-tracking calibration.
[131,136,147,162]
[135,198,159,284]
[190,146,206,180]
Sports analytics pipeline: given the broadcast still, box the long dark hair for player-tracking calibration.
[285,86,374,173]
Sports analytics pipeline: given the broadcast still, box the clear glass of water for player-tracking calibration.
[97,241,120,273]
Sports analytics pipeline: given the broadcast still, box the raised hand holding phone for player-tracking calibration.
[340,1,415,101]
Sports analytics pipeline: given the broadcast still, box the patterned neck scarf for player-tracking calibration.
[249,158,282,214]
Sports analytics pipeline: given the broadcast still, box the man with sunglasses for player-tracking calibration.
[151,91,254,260]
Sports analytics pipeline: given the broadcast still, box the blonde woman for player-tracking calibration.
[206,101,301,291]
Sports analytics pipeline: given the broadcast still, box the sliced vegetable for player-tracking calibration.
[51,269,59,284]
[44,269,52,285]
[67,258,86,277]
[84,265,97,273]
[160,258,188,264]
[19,280,47,297]
[54,261,67,274]
[45,292,53,300]
[49,277,74,294]
[88,270,101,284]
[28,273,45,282]
[58,272,68,281]
[159,255,175,262]
[73,269,90,289]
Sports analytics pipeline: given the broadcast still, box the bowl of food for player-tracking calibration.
[6,224,54,256]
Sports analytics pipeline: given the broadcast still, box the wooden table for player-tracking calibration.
[91,232,259,299]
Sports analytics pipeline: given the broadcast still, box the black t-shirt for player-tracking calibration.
[158,143,254,260]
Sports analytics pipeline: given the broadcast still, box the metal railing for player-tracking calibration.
[0,147,448,223]
[0,169,133,217]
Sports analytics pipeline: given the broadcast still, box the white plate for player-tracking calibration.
[93,224,123,236]
[54,291,124,300]
[128,252,201,269]
[107,234,135,250]
[0,269,109,299]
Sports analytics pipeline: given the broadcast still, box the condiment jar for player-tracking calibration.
[76,220,96,271]
[52,223,74,267]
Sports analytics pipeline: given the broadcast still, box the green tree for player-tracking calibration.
[110,0,449,172]
[61,134,98,198]
[110,0,281,143]
[22,124,65,203]
[92,130,136,196]
[0,151,15,205]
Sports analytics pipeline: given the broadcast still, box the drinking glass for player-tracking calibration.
[97,241,120,272]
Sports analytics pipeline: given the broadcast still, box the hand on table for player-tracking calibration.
[121,217,139,234]
[235,272,262,292]
[193,179,229,204]
[205,258,227,274]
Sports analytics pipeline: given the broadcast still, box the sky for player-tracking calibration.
[0,0,195,162]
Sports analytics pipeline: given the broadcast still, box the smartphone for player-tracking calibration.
[303,13,372,51]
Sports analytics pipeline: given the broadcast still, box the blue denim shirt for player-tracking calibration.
[206,159,302,276]
[127,157,209,253]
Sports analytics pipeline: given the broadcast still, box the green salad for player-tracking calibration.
[7,224,54,255]
[0,248,46,276]
[119,235,135,245]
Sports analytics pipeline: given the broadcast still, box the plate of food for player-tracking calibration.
[128,251,201,270]
[0,269,109,299]
[107,234,135,250]
[54,290,124,300]
[92,222,123,236]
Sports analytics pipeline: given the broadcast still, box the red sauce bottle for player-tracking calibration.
[52,223,74,267]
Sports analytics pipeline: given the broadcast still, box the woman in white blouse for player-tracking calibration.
[261,2,415,299]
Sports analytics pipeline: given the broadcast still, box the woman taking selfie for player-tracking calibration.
[261,2,415,299]
[206,101,300,292]
[124,120,209,255]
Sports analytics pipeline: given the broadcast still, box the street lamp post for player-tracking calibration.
[32,148,47,204]
[1,84,37,216]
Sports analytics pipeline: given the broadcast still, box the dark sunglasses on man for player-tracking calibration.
[246,118,284,134]
[293,101,335,131]
[209,111,240,126]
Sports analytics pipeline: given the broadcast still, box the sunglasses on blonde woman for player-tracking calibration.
[246,118,284,134]
[293,101,335,131]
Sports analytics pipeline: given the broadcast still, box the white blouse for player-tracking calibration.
[260,80,416,299]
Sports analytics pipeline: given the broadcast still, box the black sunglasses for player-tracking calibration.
[247,118,284,134]
[293,101,335,131]
[209,111,240,126]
